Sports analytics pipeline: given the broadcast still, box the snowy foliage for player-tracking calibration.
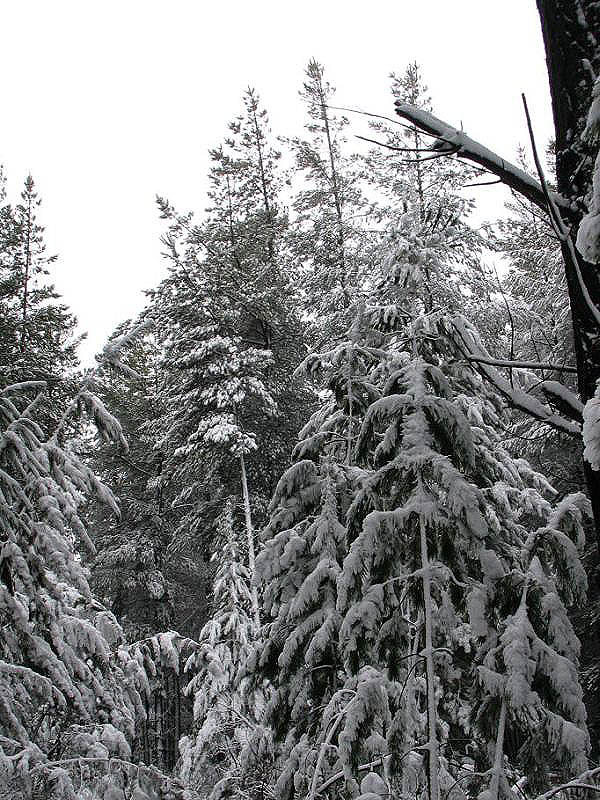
[0,381,149,795]
[180,501,266,799]
[2,33,599,800]
[577,76,600,263]
[583,380,600,470]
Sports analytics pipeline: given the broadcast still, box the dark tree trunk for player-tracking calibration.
[537,1,600,752]
[536,0,600,540]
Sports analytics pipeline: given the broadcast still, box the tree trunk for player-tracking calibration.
[20,194,32,354]
[489,698,507,800]
[419,509,440,800]
[536,0,600,537]
[240,452,260,627]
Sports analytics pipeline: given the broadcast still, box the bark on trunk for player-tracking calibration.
[536,0,600,543]
[419,508,440,800]
[240,452,260,627]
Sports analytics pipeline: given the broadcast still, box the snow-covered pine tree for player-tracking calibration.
[334,337,589,799]
[180,499,271,799]
[252,196,589,799]
[0,377,144,796]
[255,460,349,800]
[0,173,80,388]
[159,318,276,624]
[151,87,310,576]
[321,207,591,797]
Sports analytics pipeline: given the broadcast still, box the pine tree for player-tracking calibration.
[335,340,589,798]
[251,205,590,799]
[0,173,79,388]
[150,88,310,588]
[0,378,141,796]
[180,500,266,798]
[83,324,211,641]
[289,60,370,344]
[158,316,276,621]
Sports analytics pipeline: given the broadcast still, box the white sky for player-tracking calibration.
[1,1,553,364]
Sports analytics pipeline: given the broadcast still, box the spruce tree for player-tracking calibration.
[251,207,590,800]
[150,87,310,581]
[289,60,370,344]
[180,500,266,798]
[0,173,79,388]
[0,378,143,796]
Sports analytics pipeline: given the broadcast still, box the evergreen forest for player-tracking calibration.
[2,3,600,799]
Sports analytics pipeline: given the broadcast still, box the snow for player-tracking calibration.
[583,381,600,469]
[576,147,600,263]
[576,77,600,263]
[582,75,600,144]
[393,101,563,211]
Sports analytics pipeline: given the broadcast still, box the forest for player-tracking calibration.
[1,2,600,799]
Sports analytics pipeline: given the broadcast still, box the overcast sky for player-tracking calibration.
[1,1,554,364]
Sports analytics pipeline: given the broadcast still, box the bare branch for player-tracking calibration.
[521,93,600,328]
[451,316,581,437]
[355,134,439,154]
[533,767,600,800]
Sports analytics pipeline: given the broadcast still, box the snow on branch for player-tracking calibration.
[394,102,552,210]
[532,766,600,800]
[465,356,578,375]
[451,316,581,437]
[537,380,584,422]
[102,318,154,380]
[576,76,600,263]
[1,381,49,395]
[583,383,600,470]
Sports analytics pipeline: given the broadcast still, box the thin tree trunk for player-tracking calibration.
[346,350,353,466]
[249,98,275,266]
[418,509,440,800]
[240,452,260,627]
[20,194,32,354]
[316,72,349,308]
[489,698,507,800]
